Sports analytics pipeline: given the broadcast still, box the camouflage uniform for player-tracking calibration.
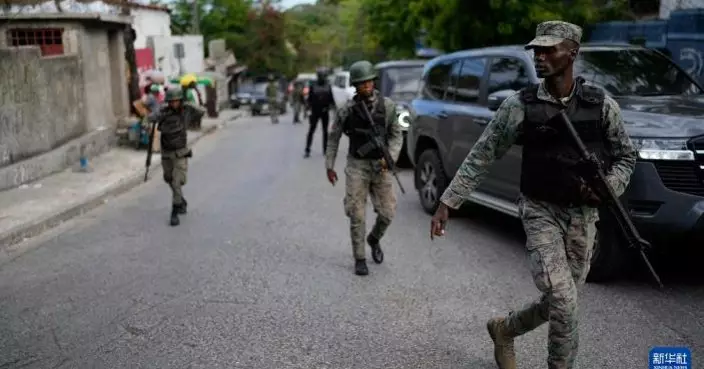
[149,88,205,226]
[266,77,279,124]
[292,82,305,123]
[326,61,403,274]
[439,22,637,369]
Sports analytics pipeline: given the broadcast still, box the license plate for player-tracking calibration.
[240,99,247,103]
[262,104,268,111]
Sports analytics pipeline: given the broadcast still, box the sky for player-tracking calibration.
[280,0,314,9]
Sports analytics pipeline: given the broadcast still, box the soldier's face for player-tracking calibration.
[532,42,577,78]
[355,80,374,97]
[169,100,182,109]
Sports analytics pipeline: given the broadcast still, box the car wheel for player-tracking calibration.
[415,149,448,215]
[587,211,628,283]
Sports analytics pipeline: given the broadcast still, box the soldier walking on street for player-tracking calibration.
[325,60,403,276]
[305,68,335,157]
[429,22,637,369]
[266,74,280,124]
[149,88,206,226]
[291,80,305,124]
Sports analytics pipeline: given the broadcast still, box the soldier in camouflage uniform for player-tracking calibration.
[149,88,206,226]
[325,60,403,276]
[430,22,637,369]
[266,74,279,124]
[291,80,305,124]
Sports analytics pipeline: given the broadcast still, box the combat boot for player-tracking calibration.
[355,259,368,276]
[177,199,187,214]
[170,206,180,226]
[487,317,517,369]
[367,234,384,264]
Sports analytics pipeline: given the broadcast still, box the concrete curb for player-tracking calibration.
[0,112,242,248]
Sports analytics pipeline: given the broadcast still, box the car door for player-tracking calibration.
[483,56,534,202]
[444,56,492,176]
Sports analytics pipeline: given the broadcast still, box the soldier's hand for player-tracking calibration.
[580,181,602,207]
[430,203,449,240]
[327,169,338,186]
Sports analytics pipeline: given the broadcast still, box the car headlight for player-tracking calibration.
[632,138,694,161]
[396,109,411,128]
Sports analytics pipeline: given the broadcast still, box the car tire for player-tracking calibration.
[587,211,628,283]
[415,149,449,215]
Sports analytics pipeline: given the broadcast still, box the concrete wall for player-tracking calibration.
[0,17,130,190]
[0,47,86,165]
[81,27,114,131]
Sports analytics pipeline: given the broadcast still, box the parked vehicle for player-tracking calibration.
[406,43,704,282]
[250,82,287,116]
[230,84,256,109]
[375,59,426,166]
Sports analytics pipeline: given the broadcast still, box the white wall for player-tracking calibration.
[147,35,205,79]
[131,8,171,49]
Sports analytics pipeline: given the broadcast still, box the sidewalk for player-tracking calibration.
[0,110,242,248]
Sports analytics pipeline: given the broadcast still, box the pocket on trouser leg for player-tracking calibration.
[525,232,571,294]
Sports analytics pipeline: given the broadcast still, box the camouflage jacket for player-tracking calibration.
[266,82,278,99]
[325,90,401,170]
[147,102,206,128]
[439,81,638,210]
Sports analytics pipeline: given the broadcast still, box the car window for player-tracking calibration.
[381,66,424,100]
[335,75,346,88]
[424,61,452,100]
[454,57,487,103]
[575,48,703,96]
[445,60,463,101]
[487,57,532,95]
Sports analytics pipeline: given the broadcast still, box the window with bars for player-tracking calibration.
[7,28,64,56]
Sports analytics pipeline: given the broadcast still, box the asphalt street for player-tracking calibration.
[0,111,702,369]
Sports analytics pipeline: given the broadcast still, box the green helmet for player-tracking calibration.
[165,88,183,101]
[349,60,376,84]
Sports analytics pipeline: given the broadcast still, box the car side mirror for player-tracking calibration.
[487,90,516,111]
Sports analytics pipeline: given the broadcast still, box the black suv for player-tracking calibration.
[406,43,704,282]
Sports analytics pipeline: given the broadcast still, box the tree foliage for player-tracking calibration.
[165,0,634,77]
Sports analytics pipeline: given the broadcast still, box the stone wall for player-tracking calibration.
[0,47,86,166]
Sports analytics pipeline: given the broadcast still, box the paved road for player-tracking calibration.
[1,112,702,369]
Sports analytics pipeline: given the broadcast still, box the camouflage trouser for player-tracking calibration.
[505,196,598,369]
[343,157,397,260]
[162,148,189,205]
[293,100,302,121]
[268,99,279,123]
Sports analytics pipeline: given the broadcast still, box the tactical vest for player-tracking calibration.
[159,108,188,152]
[309,83,333,111]
[345,97,387,160]
[518,80,611,206]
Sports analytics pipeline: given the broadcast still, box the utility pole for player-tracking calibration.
[192,0,199,33]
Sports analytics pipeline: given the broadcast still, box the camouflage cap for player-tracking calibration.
[525,21,582,50]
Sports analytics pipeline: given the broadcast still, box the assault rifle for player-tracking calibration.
[551,110,663,289]
[144,120,158,182]
[356,101,405,194]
